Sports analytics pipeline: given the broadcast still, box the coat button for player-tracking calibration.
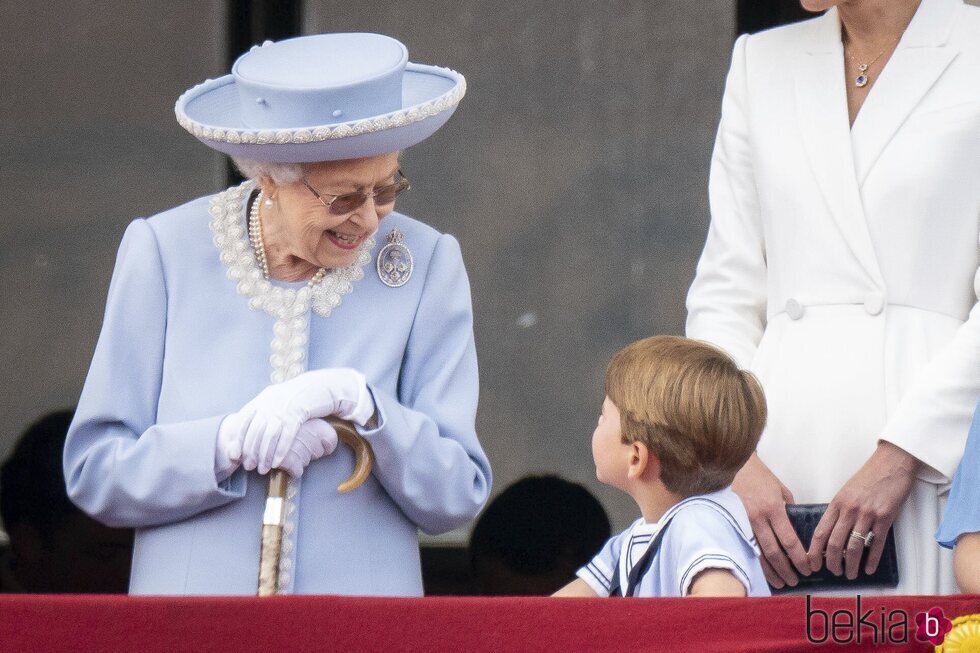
[864,293,885,316]
[785,298,805,320]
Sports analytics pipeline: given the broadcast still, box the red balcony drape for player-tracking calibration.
[2,594,978,652]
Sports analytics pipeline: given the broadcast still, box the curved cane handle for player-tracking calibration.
[326,417,375,493]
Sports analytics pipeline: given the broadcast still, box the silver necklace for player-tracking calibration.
[249,191,327,287]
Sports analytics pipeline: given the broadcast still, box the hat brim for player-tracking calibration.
[175,63,464,163]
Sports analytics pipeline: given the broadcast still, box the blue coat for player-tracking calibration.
[63,187,492,595]
[937,401,980,548]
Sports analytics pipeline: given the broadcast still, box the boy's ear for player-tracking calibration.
[627,442,659,480]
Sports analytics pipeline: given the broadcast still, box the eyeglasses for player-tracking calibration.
[301,170,411,215]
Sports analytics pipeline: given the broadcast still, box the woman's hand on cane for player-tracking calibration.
[215,368,374,476]
[277,419,339,478]
[732,453,813,588]
[237,368,374,474]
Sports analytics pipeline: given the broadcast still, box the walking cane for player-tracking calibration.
[257,416,375,595]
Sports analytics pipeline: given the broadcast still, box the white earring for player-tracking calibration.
[264,197,274,207]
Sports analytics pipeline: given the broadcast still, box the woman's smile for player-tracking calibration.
[325,228,364,250]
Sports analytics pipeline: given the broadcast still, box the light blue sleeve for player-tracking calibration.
[63,219,245,529]
[356,234,492,535]
[660,508,758,597]
[576,527,631,596]
[936,400,980,548]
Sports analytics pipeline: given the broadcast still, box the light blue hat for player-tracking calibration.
[175,33,465,163]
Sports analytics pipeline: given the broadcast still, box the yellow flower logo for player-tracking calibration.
[936,614,980,652]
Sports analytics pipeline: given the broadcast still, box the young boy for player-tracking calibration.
[554,336,770,598]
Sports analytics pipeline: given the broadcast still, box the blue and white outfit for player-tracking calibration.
[936,400,980,548]
[577,488,770,597]
[63,184,491,595]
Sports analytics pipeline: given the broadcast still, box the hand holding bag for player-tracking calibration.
[770,503,899,593]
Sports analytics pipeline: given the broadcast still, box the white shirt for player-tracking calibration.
[578,488,770,597]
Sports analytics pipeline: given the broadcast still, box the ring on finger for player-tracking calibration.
[849,530,874,548]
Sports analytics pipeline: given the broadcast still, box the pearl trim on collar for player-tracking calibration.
[209,181,374,321]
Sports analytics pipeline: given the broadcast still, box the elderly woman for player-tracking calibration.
[63,33,491,595]
[686,0,979,594]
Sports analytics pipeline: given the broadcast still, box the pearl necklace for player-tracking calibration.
[249,191,328,287]
[211,182,373,318]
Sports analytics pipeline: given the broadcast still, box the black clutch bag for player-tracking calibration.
[770,503,899,593]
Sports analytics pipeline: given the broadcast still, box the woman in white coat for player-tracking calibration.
[686,0,979,593]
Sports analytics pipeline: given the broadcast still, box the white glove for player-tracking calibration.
[215,411,247,481]
[277,419,339,478]
[238,368,374,474]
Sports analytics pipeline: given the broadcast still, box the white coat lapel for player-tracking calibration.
[851,0,959,184]
[795,9,883,284]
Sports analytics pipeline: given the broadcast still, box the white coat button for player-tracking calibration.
[864,293,885,316]
[785,298,805,320]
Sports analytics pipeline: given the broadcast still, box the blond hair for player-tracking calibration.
[605,336,766,496]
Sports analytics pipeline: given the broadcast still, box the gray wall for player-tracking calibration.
[0,1,734,539]
[0,0,226,460]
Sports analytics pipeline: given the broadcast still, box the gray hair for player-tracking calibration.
[231,157,304,184]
